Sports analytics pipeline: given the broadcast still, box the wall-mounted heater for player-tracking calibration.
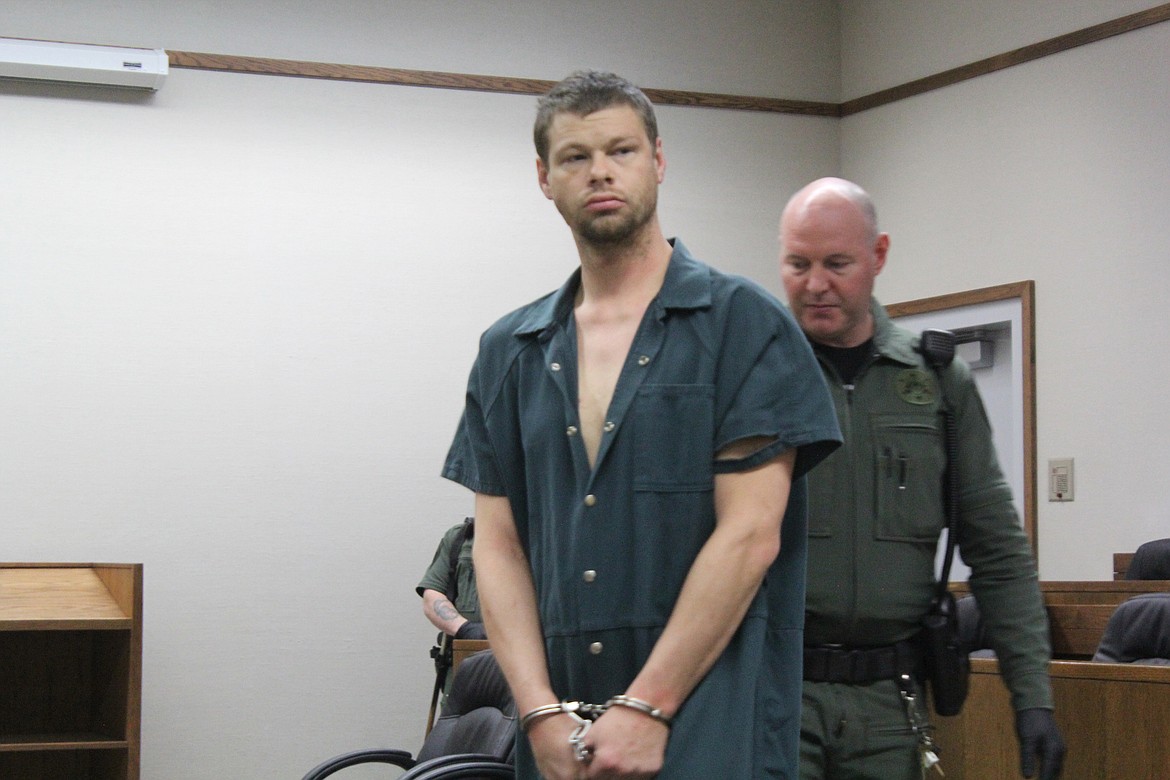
[0,37,167,90]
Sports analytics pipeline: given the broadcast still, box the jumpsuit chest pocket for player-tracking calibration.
[871,414,946,542]
[632,384,714,492]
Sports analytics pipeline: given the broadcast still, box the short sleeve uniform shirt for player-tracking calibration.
[416,521,480,623]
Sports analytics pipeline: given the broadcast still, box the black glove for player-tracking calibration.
[1015,707,1065,779]
[454,620,487,640]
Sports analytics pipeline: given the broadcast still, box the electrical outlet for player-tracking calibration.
[1048,458,1074,501]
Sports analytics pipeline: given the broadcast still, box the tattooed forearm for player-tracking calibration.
[434,598,460,622]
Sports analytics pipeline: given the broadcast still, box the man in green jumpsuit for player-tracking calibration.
[778,178,1065,780]
[443,72,841,779]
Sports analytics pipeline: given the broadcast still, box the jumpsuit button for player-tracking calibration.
[584,494,597,507]
[583,570,597,583]
[637,355,650,366]
[603,421,615,432]
[566,425,578,436]
[589,642,604,655]
[550,362,561,371]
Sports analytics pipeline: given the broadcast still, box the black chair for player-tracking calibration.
[1092,592,1170,665]
[1124,538,1170,580]
[302,649,517,780]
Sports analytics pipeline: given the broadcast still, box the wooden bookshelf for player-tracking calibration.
[0,563,142,780]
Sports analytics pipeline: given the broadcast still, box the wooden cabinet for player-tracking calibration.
[0,563,142,780]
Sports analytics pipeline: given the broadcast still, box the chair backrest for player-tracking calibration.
[416,649,517,764]
[1092,592,1170,664]
[1125,538,1170,580]
[956,594,992,655]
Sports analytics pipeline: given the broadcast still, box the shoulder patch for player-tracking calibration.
[895,369,936,405]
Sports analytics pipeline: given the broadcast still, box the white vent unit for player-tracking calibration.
[0,37,167,90]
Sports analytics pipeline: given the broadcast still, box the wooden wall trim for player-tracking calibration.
[639,86,838,117]
[166,4,1170,118]
[167,50,556,95]
[166,50,840,116]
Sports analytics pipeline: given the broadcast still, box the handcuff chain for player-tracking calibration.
[565,701,605,764]
[544,698,669,765]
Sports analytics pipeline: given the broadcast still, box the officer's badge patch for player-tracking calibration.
[895,369,935,405]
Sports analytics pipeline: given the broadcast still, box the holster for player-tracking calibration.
[919,590,970,717]
[426,632,453,736]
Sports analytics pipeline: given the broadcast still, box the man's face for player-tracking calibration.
[780,194,888,348]
[536,105,664,247]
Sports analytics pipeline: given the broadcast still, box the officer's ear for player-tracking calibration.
[873,233,890,276]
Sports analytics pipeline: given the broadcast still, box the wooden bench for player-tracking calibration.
[933,658,1170,779]
[933,579,1170,778]
[952,579,1170,659]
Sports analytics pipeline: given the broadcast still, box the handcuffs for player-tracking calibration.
[520,696,672,764]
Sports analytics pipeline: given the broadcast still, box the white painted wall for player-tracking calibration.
[839,0,1158,99]
[0,2,839,778]
[839,3,1170,578]
[6,1,1167,775]
[1,0,840,99]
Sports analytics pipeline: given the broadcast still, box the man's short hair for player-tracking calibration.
[534,70,659,165]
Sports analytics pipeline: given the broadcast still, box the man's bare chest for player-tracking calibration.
[575,312,642,467]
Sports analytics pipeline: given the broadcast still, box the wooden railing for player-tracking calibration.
[933,657,1170,779]
[951,579,1170,659]
[934,579,1170,779]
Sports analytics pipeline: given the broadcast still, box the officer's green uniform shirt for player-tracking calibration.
[417,521,480,623]
[443,240,841,778]
[804,299,1053,713]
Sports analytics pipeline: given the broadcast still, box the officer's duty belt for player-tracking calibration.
[803,640,920,684]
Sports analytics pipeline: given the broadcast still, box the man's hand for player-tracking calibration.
[582,706,667,779]
[1015,707,1064,779]
[528,714,587,780]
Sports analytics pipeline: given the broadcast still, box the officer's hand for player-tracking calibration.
[1015,707,1064,779]
[454,620,488,640]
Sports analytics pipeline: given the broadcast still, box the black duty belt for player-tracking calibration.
[803,640,921,684]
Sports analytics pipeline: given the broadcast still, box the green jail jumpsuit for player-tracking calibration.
[444,240,841,778]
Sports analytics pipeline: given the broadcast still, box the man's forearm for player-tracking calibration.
[624,449,795,716]
[421,588,468,636]
[473,493,558,714]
